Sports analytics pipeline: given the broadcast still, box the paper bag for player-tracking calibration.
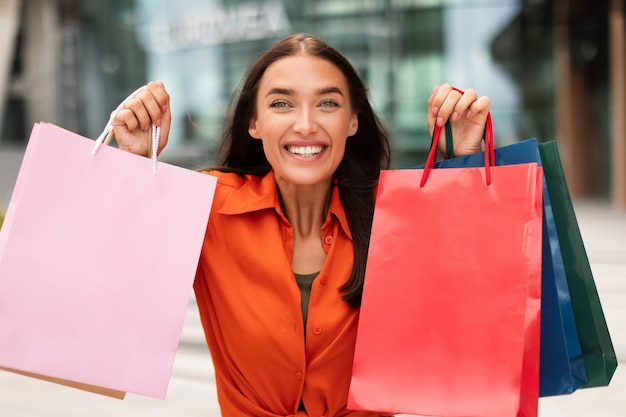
[349,121,543,416]
[538,140,618,388]
[0,122,216,399]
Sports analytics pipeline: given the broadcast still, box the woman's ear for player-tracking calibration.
[248,117,261,139]
[348,112,358,137]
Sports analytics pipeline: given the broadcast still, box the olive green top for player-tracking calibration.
[294,271,319,333]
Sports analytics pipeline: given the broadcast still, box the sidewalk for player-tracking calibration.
[0,200,624,416]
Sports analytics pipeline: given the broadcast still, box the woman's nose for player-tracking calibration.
[292,107,318,136]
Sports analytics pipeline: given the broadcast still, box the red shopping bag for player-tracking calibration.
[349,121,543,417]
[0,120,216,399]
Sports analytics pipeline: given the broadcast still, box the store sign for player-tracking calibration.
[150,1,290,52]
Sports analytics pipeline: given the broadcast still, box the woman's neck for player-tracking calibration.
[276,179,332,237]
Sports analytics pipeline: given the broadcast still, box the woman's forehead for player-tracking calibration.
[259,55,349,92]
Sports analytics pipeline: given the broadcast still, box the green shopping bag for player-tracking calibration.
[538,141,618,387]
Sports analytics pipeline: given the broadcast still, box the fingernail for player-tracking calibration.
[432,106,439,116]
[155,119,162,127]
[451,111,459,122]
[162,105,168,112]
[466,110,473,118]
[436,117,444,127]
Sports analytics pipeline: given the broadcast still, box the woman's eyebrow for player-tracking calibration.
[265,86,345,97]
[317,86,344,96]
[266,87,294,96]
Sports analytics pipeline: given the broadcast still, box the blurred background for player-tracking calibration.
[0,0,625,218]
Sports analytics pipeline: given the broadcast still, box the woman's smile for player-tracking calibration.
[285,144,327,158]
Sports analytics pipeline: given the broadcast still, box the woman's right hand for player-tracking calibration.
[112,81,171,157]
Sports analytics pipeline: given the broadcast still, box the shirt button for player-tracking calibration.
[313,327,322,335]
[320,277,328,285]
[296,371,304,381]
[324,235,333,245]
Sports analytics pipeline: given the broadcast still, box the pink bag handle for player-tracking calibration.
[420,87,494,187]
[91,85,160,175]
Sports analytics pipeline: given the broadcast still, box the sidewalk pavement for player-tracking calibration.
[0,200,624,416]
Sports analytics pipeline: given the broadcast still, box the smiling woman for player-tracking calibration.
[248,55,359,189]
[109,33,491,417]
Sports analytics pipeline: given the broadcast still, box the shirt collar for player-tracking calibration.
[217,170,280,215]
[217,171,352,240]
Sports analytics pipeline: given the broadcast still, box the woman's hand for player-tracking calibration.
[427,84,490,158]
[112,81,171,157]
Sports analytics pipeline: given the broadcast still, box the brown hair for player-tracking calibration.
[215,33,391,307]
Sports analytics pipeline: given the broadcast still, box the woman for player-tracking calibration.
[112,33,490,417]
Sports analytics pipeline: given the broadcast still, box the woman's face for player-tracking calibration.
[248,54,358,188]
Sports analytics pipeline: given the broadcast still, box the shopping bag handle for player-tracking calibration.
[91,85,161,175]
[420,87,494,187]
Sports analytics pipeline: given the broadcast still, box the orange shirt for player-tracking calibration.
[193,170,385,417]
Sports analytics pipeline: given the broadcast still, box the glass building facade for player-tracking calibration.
[2,0,542,168]
[2,0,622,204]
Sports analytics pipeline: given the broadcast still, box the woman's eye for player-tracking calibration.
[320,99,339,108]
[270,100,290,108]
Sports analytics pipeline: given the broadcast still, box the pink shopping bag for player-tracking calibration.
[0,122,216,399]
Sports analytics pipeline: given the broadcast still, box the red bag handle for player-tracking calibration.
[420,87,494,187]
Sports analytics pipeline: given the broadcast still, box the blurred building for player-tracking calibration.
[1,0,625,208]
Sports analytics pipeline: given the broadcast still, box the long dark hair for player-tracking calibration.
[214,33,391,307]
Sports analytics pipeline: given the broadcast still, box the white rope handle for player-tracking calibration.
[91,85,161,175]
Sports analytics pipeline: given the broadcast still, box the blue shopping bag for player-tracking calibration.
[424,133,588,397]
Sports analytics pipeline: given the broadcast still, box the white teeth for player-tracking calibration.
[286,145,324,157]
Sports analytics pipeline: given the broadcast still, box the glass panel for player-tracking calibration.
[2,0,562,171]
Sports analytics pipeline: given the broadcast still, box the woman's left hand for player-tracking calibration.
[427,84,491,158]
